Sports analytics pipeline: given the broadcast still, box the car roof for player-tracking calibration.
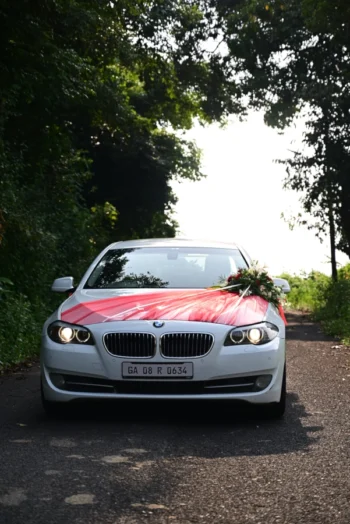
[108,238,240,250]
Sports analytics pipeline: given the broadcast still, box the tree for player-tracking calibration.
[0,0,245,297]
[213,0,350,264]
[72,0,242,239]
[0,0,247,365]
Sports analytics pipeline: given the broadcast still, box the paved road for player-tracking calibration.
[1,312,350,524]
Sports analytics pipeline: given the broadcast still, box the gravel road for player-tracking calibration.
[1,312,350,524]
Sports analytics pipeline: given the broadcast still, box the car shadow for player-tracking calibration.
[2,385,323,524]
[36,390,322,459]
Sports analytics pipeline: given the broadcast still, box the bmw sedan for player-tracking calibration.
[41,239,290,417]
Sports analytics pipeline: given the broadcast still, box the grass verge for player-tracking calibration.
[281,265,350,345]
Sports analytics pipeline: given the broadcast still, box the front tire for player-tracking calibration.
[260,365,286,419]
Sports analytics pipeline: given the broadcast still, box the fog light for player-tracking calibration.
[50,373,66,389]
[255,375,272,391]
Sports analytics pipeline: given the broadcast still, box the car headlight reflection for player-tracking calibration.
[226,322,279,346]
[48,321,94,345]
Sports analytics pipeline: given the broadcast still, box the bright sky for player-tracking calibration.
[172,112,349,276]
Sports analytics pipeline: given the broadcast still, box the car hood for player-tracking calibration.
[60,288,270,327]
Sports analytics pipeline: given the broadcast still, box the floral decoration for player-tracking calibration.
[219,263,285,309]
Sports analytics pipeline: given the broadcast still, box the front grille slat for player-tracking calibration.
[161,333,213,359]
[104,333,155,358]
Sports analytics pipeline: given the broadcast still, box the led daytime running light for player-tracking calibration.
[230,330,245,344]
[75,330,91,343]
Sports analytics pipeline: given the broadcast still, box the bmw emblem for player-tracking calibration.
[153,321,164,328]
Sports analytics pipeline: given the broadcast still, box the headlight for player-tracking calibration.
[48,321,94,345]
[224,322,279,346]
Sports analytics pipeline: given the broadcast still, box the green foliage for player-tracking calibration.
[316,276,350,346]
[216,0,350,257]
[0,277,14,297]
[0,1,246,367]
[280,272,330,311]
[3,0,349,368]
[338,263,350,281]
[0,294,42,369]
[281,266,350,344]
[302,0,350,37]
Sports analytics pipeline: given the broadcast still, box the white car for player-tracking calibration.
[41,239,290,418]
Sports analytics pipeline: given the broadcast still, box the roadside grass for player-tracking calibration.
[281,264,350,345]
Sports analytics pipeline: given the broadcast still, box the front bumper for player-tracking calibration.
[41,320,286,404]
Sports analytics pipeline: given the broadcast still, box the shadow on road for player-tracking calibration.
[32,390,322,459]
[0,389,325,524]
[0,312,328,524]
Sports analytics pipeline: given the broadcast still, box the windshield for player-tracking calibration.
[84,247,248,289]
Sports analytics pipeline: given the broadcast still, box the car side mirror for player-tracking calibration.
[51,276,75,293]
[273,278,291,294]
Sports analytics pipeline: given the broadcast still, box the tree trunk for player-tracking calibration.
[328,202,338,282]
[324,110,338,282]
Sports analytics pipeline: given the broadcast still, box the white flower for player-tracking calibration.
[250,261,267,273]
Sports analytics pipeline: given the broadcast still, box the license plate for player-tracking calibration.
[122,362,193,379]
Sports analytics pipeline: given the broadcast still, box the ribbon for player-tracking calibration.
[62,283,287,326]
[104,283,243,322]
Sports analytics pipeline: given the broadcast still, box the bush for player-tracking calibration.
[315,275,350,345]
[0,293,41,369]
[279,271,330,311]
[0,277,57,370]
[280,265,350,345]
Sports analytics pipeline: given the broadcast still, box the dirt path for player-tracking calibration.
[0,312,350,524]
